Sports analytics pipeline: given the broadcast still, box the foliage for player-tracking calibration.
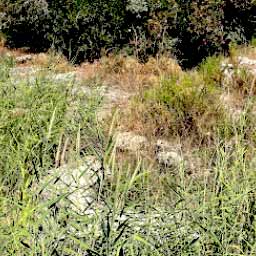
[47,0,128,63]
[198,56,225,86]
[174,0,256,68]
[125,0,177,62]
[1,45,256,255]
[0,0,177,63]
[0,0,256,65]
[0,56,101,194]
[1,0,51,51]
[140,72,224,142]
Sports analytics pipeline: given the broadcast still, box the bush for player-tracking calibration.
[0,56,101,193]
[48,0,129,63]
[134,71,224,143]
[48,0,178,63]
[174,0,225,69]
[198,56,225,87]
[0,0,255,66]
[1,0,129,62]
[0,0,178,63]
[223,0,256,42]
[174,0,256,69]
[125,0,177,62]
[1,0,51,52]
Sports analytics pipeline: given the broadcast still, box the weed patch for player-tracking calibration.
[125,71,225,146]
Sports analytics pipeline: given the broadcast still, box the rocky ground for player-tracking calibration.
[3,48,256,219]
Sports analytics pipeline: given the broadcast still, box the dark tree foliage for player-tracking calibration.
[175,0,256,68]
[126,0,177,62]
[47,0,129,63]
[1,0,51,52]
[0,0,256,67]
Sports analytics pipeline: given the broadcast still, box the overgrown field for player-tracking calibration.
[1,44,256,255]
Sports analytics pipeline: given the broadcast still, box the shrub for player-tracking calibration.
[49,0,178,63]
[1,0,51,52]
[125,0,177,62]
[198,56,225,87]
[0,0,178,63]
[0,0,255,66]
[1,0,129,62]
[174,0,256,69]
[48,0,129,63]
[131,72,224,144]
[0,57,101,193]
[223,0,256,42]
[174,0,227,69]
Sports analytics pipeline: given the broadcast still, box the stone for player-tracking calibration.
[10,66,42,77]
[238,56,256,76]
[51,72,77,83]
[221,62,235,86]
[115,132,148,152]
[103,86,133,105]
[238,56,256,67]
[95,86,134,121]
[9,66,43,85]
[39,156,105,214]
[15,54,33,64]
[9,68,78,86]
[221,57,256,86]
[155,139,183,168]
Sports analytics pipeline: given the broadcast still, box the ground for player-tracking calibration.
[1,44,256,255]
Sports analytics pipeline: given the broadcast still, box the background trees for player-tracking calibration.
[1,0,255,67]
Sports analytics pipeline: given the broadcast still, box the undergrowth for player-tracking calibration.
[125,61,226,146]
[1,50,256,255]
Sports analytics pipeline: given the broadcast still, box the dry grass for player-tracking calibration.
[0,45,72,72]
[118,46,256,147]
[31,51,73,72]
[77,55,182,91]
[1,44,181,89]
[0,45,31,59]
[0,33,6,49]
[230,43,256,61]
[1,45,256,151]
[2,45,256,255]
[121,70,224,142]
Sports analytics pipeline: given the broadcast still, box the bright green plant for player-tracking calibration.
[141,72,223,142]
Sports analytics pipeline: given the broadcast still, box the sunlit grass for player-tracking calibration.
[1,48,256,255]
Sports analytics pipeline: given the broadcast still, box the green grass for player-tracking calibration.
[1,53,256,255]
[130,69,226,144]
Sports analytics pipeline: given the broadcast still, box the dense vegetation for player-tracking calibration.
[1,0,256,67]
[1,0,256,254]
[1,46,256,254]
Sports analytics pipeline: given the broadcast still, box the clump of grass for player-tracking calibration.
[0,54,15,81]
[3,127,256,255]
[229,40,256,61]
[31,50,73,73]
[125,70,225,146]
[0,76,101,192]
[95,54,182,91]
[251,37,256,47]
[0,56,105,254]
[0,32,6,48]
[198,55,225,86]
